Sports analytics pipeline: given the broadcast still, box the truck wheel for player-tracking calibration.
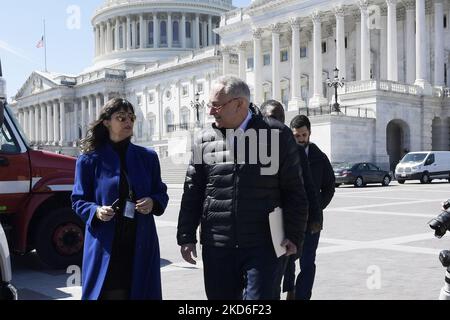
[397,179,405,184]
[35,208,84,269]
[420,173,430,184]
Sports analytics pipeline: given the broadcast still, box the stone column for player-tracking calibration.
[96,94,102,119]
[195,14,200,49]
[238,41,248,80]
[102,23,107,54]
[202,20,207,48]
[59,100,65,146]
[34,106,39,143]
[153,13,159,48]
[309,11,327,108]
[81,97,86,138]
[47,102,54,144]
[140,14,145,49]
[359,0,370,81]
[88,95,94,125]
[270,23,282,101]
[208,15,213,46]
[29,107,34,143]
[168,12,173,48]
[41,104,47,144]
[73,100,79,141]
[222,46,231,75]
[288,17,304,110]
[53,101,59,145]
[434,0,445,86]
[335,6,346,80]
[131,18,137,49]
[115,18,120,51]
[253,28,263,106]
[415,0,431,93]
[386,0,398,81]
[106,20,112,53]
[126,16,132,50]
[405,1,416,84]
[94,26,98,57]
[23,109,28,137]
[181,13,186,48]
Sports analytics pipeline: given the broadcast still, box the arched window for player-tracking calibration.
[148,21,154,45]
[119,25,124,48]
[186,21,191,38]
[160,21,167,45]
[165,109,174,133]
[173,21,179,43]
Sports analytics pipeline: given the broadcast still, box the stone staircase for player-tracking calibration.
[159,157,188,185]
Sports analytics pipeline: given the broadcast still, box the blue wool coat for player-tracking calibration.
[71,142,169,300]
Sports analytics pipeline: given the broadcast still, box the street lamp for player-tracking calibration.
[326,67,345,113]
[190,92,205,128]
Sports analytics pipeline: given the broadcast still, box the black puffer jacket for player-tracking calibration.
[177,105,309,249]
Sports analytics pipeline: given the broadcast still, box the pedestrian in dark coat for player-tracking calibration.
[71,98,169,300]
[177,76,309,300]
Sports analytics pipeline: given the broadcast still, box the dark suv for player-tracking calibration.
[334,162,391,188]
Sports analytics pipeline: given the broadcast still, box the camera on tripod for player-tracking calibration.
[428,199,450,238]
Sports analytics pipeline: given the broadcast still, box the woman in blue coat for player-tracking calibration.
[71,98,169,300]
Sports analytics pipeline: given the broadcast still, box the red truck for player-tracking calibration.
[0,103,83,269]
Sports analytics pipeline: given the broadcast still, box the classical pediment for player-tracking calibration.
[15,72,60,100]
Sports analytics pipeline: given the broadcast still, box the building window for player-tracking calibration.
[322,41,327,53]
[148,93,154,103]
[148,22,154,45]
[197,83,204,93]
[247,57,254,70]
[199,22,203,46]
[112,28,116,49]
[137,120,143,138]
[345,36,348,49]
[137,23,140,47]
[186,21,191,38]
[445,15,448,29]
[160,21,167,45]
[137,95,142,105]
[263,91,271,102]
[165,109,174,133]
[300,47,307,58]
[119,26,124,48]
[263,54,271,66]
[130,23,133,47]
[148,116,155,139]
[182,85,189,96]
[281,89,288,108]
[281,50,288,62]
[173,21,179,42]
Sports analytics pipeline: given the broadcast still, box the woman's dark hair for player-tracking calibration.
[290,115,311,131]
[80,98,135,154]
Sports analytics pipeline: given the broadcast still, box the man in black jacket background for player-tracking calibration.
[177,76,309,300]
[287,115,335,300]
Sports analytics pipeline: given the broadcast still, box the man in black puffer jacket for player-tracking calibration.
[177,76,309,300]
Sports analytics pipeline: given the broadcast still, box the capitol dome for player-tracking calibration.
[91,0,234,64]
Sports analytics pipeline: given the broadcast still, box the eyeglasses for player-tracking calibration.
[113,113,136,123]
[207,97,240,111]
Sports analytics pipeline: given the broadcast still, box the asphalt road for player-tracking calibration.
[11,180,450,300]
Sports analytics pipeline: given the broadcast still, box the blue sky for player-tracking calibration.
[0,0,251,100]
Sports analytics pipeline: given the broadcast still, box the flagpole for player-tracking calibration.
[43,19,47,72]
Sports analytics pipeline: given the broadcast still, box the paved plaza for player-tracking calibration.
[10,180,450,300]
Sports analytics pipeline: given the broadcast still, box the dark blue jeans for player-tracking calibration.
[202,245,282,300]
[283,231,321,300]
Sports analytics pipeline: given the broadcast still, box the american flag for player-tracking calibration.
[36,36,44,48]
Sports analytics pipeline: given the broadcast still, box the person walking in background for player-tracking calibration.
[71,98,169,300]
[177,76,309,300]
[260,100,321,300]
[286,114,335,300]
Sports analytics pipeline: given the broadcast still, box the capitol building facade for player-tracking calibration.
[11,0,450,171]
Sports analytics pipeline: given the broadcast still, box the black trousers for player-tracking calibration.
[202,244,282,300]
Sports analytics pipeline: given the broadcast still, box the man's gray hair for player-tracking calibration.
[213,75,251,101]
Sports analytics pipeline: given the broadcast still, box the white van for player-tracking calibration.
[395,151,450,184]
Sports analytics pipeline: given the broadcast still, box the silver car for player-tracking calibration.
[0,224,17,300]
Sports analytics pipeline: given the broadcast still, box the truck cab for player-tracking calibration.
[0,104,83,269]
